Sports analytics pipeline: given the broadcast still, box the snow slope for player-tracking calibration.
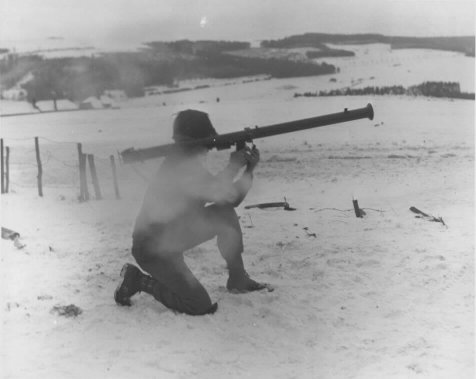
[1,48,474,379]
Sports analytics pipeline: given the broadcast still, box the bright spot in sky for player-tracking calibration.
[200,16,208,28]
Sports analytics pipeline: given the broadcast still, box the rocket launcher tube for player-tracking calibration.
[121,103,374,163]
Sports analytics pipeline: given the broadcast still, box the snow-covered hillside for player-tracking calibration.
[1,46,474,379]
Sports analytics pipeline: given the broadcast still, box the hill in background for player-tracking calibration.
[0,33,473,103]
[261,33,475,56]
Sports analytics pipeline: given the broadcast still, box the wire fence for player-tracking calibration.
[0,136,156,200]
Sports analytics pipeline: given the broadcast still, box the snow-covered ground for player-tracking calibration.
[0,48,474,378]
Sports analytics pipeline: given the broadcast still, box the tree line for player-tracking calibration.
[2,43,336,102]
[262,33,475,56]
[294,82,475,100]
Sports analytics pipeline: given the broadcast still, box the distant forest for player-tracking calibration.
[262,33,475,56]
[0,40,336,102]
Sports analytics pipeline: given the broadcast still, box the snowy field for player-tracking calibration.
[0,47,474,378]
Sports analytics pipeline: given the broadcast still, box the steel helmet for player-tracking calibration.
[173,110,217,140]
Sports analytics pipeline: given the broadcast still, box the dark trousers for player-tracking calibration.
[132,204,244,315]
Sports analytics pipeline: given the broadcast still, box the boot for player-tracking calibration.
[114,263,143,306]
[226,270,273,293]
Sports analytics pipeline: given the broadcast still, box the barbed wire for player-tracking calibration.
[1,134,133,203]
[47,156,78,169]
[2,135,78,145]
[43,150,78,168]
[4,147,37,155]
[7,180,37,188]
[38,136,78,145]
[8,179,77,190]
[3,139,112,194]
[0,136,33,141]
[362,208,386,213]
[312,207,385,213]
[10,161,38,167]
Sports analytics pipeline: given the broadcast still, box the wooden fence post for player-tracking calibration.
[77,143,84,201]
[81,153,89,201]
[353,199,362,218]
[110,155,121,199]
[77,143,90,201]
[87,154,102,200]
[5,146,10,193]
[1,138,4,194]
[35,137,43,197]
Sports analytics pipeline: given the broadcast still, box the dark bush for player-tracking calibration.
[296,81,474,100]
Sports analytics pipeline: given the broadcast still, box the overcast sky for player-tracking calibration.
[1,0,474,49]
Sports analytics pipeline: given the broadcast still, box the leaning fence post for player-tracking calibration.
[1,138,4,194]
[35,137,43,197]
[353,198,363,218]
[110,155,121,199]
[87,154,102,200]
[5,146,10,193]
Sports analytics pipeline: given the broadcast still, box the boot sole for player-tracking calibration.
[114,264,133,306]
[227,283,274,293]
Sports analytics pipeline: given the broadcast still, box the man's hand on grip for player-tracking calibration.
[246,146,260,171]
